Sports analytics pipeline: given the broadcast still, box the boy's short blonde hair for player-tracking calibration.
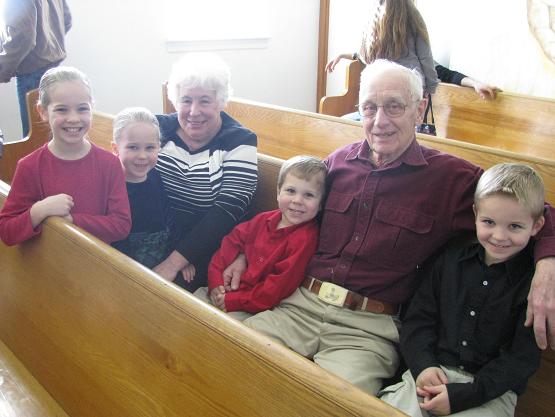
[277,155,327,191]
[475,163,545,220]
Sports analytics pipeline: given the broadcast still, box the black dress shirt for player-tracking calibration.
[401,242,541,413]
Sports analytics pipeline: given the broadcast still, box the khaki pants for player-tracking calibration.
[193,287,253,322]
[380,366,517,417]
[243,287,400,394]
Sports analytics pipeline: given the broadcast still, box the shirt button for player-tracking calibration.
[459,365,465,370]
[354,235,360,241]
[340,264,347,269]
[483,280,488,286]
[470,310,476,317]
[461,340,468,347]
[363,202,369,210]
[258,257,264,263]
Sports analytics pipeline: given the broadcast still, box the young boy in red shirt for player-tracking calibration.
[194,155,327,321]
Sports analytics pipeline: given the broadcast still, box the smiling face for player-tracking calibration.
[360,71,426,166]
[113,122,160,183]
[38,80,92,149]
[175,86,223,150]
[474,194,545,265]
[277,172,325,229]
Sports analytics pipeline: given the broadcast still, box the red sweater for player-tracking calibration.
[0,143,131,245]
[208,210,318,313]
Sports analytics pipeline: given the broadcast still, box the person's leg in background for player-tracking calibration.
[15,66,50,137]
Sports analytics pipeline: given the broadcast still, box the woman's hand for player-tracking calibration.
[153,250,188,282]
[181,263,196,283]
[325,53,354,73]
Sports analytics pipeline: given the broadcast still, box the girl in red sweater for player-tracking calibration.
[0,66,130,245]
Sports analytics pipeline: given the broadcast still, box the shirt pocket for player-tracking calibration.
[365,201,435,270]
[318,191,356,253]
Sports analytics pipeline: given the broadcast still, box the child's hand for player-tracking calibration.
[61,214,73,223]
[417,384,451,416]
[30,194,74,227]
[223,253,247,291]
[416,367,448,388]
[181,263,196,283]
[209,286,226,311]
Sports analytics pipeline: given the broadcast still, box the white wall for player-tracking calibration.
[326,0,555,100]
[0,0,320,142]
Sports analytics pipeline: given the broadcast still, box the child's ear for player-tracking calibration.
[36,104,48,122]
[111,141,119,156]
[531,215,545,237]
[472,203,477,217]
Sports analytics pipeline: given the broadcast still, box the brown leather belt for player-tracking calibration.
[301,276,398,315]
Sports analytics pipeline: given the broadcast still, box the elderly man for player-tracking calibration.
[239,59,555,394]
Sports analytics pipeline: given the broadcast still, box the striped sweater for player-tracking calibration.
[156,112,258,278]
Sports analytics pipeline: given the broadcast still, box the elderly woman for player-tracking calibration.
[154,53,258,291]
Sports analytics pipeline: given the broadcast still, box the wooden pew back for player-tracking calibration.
[0,166,402,417]
[318,60,555,160]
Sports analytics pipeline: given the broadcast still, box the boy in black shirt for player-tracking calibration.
[381,163,545,416]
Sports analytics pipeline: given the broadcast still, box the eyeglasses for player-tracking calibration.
[357,100,417,118]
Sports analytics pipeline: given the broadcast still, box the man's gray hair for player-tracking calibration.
[359,59,424,105]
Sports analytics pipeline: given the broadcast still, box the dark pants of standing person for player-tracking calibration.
[15,66,51,137]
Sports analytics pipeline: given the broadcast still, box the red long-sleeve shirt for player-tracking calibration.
[208,210,318,313]
[0,143,131,245]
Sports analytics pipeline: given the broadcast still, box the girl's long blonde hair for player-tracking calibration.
[359,0,430,64]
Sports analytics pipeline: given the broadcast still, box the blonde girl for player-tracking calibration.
[0,66,130,245]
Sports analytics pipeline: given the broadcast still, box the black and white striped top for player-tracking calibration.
[156,112,258,271]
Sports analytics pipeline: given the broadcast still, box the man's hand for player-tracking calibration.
[416,367,448,389]
[209,286,226,311]
[526,257,555,349]
[417,384,451,416]
[222,253,247,291]
[153,250,188,282]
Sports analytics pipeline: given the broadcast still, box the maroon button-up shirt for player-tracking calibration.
[306,138,555,304]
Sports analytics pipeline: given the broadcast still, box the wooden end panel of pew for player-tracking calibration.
[0,186,405,417]
[318,60,363,117]
[0,338,69,417]
[0,89,49,183]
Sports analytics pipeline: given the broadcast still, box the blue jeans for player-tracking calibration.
[15,66,52,137]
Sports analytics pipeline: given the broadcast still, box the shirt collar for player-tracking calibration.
[459,242,534,284]
[345,138,428,170]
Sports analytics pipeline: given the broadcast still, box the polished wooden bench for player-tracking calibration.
[1,90,554,417]
[0,120,403,417]
[318,60,555,160]
[162,91,555,417]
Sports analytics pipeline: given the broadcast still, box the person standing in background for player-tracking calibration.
[0,0,72,137]
[326,0,438,97]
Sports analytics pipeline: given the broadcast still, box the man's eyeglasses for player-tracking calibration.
[357,100,417,118]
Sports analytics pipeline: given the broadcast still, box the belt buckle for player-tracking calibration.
[318,282,348,307]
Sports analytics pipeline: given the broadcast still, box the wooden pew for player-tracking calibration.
[2,90,555,417]
[0,123,404,417]
[318,60,555,161]
[163,91,555,417]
